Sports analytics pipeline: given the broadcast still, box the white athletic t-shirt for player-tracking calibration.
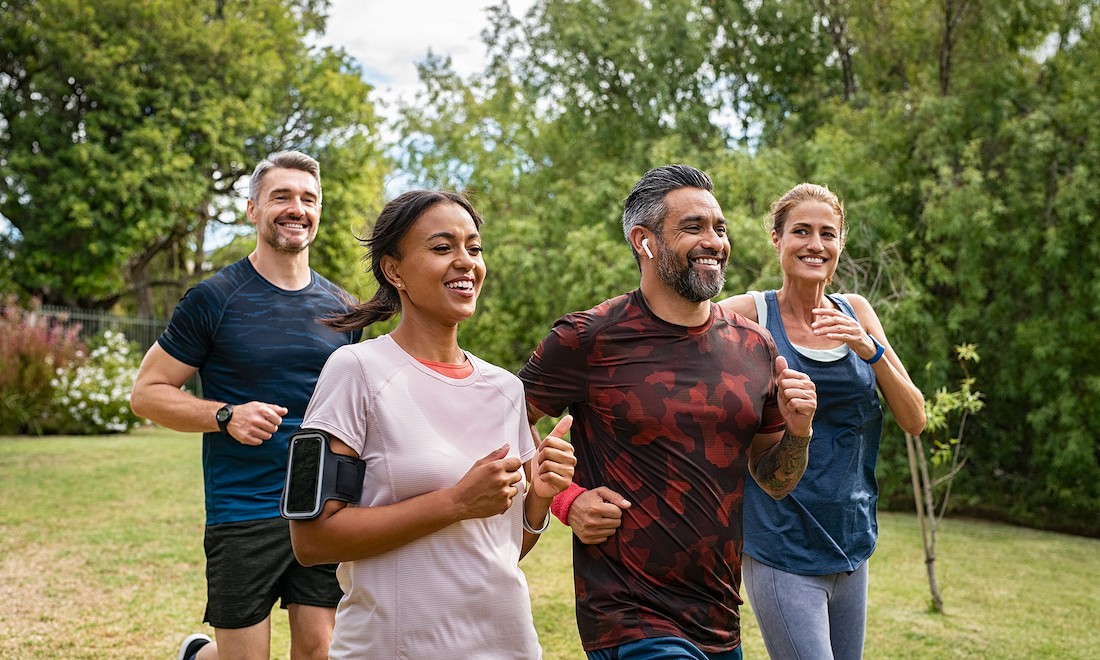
[302,334,541,659]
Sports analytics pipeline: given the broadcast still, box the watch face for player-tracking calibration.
[217,406,232,422]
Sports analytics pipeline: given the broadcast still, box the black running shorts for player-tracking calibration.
[202,517,342,629]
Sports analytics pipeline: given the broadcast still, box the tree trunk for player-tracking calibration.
[817,0,857,100]
[906,432,944,613]
[940,0,971,97]
[132,261,155,318]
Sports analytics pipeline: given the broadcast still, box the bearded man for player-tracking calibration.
[132,151,361,660]
[519,164,818,660]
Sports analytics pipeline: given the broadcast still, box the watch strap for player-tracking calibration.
[216,404,234,435]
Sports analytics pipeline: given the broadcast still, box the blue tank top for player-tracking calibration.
[742,290,883,575]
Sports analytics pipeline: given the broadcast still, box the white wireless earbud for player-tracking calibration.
[641,238,654,259]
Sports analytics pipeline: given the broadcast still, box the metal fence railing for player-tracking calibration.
[39,305,166,353]
[39,305,200,395]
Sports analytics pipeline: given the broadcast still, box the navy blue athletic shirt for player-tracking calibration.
[158,258,361,525]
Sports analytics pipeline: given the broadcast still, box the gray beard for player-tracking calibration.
[260,223,311,254]
[655,242,725,303]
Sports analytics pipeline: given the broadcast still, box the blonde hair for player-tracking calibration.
[769,183,846,242]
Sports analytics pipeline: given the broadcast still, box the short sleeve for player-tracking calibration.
[302,346,371,454]
[514,384,537,464]
[518,315,590,418]
[487,363,537,463]
[158,284,219,368]
[758,332,785,435]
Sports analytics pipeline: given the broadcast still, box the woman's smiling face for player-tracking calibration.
[773,200,844,283]
[384,201,486,327]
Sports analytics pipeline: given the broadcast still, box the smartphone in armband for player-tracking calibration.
[280,428,366,520]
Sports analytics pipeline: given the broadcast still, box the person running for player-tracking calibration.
[131,151,360,660]
[720,182,926,659]
[521,165,818,659]
[289,189,576,659]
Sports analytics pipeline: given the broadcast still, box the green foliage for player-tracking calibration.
[0,0,385,313]
[44,329,144,435]
[392,0,1100,535]
[885,2,1100,534]
[307,134,390,299]
[922,344,984,470]
[0,300,142,435]
[0,298,85,434]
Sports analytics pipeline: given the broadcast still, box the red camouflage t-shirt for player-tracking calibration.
[519,290,784,653]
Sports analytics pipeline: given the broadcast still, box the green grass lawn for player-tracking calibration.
[1,427,1098,658]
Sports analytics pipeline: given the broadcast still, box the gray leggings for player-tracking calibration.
[741,554,868,660]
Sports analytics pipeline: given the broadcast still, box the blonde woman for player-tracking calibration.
[719,183,925,660]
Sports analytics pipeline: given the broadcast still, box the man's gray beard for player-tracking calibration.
[655,243,725,303]
[261,223,311,254]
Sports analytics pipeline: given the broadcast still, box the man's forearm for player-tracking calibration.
[750,429,812,499]
[131,382,220,433]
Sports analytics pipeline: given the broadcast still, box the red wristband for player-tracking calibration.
[550,482,586,525]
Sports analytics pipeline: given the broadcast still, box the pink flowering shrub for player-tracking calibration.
[0,298,85,435]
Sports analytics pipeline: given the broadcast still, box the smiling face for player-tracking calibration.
[651,187,730,303]
[247,167,321,254]
[773,200,844,283]
[383,202,485,327]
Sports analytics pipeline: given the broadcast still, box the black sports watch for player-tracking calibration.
[216,404,235,436]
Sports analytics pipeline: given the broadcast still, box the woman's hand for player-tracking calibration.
[531,415,576,499]
[812,306,878,361]
[451,444,524,520]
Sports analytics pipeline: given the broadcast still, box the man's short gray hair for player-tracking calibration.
[621,164,713,240]
[248,150,322,203]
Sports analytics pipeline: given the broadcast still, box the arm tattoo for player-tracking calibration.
[752,429,812,497]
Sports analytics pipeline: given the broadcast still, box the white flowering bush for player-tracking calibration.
[47,329,145,434]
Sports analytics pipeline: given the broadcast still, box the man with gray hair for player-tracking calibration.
[132,151,361,660]
[519,164,817,659]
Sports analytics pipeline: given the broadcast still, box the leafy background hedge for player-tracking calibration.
[1,300,143,435]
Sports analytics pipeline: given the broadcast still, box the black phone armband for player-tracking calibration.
[280,428,366,520]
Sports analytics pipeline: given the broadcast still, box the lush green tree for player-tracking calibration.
[395,0,1100,534]
[0,0,385,315]
[758,0,1100,532]
[398,1,753,370]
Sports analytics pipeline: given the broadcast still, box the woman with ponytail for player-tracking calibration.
[290,190,576,659]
